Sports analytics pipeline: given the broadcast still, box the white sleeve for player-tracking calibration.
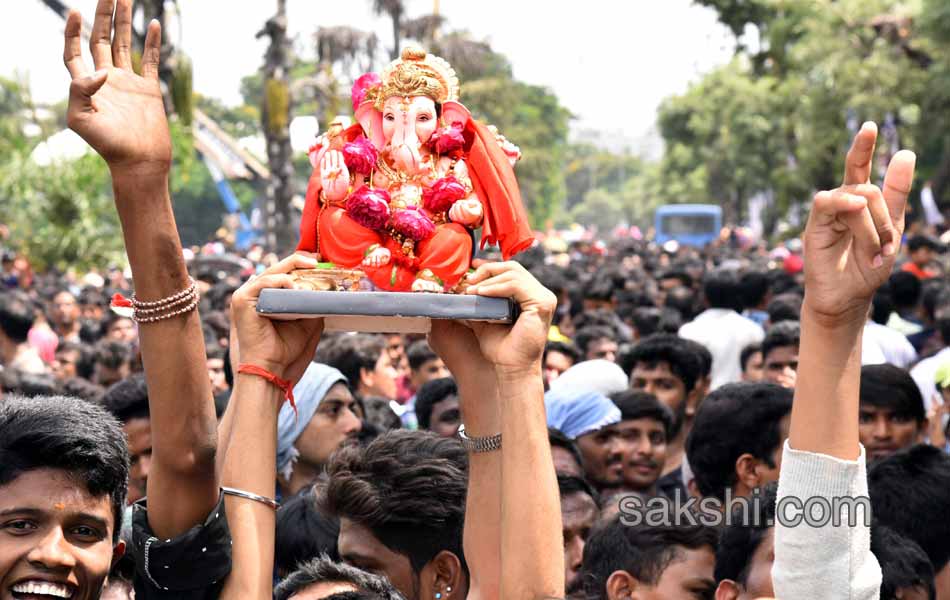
[771,441,881,600]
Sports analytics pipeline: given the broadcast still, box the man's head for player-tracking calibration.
[761,321,799,389]
[92,341,132,388]
[0,290,34,348]
[859,365,925,461]
[549,428,585,478]
[610,390,672,493]
[275,556,405,600]
[0,395,129,600]
[51,291,80,331]
[577,520,717,600]
[890,271,923,312]
[575,326,619,363]
[327,335,400,401]
[559,475,599,592]
[686,382,792,502]
[543,341,580,387]
[77,288,106,322]
[714,483,777,600]
[206,345,229,395]
[546,389,623,490]
[406,341,448,391]
[872,525,936,600]
[869,445,950,577]
[101,313,136,345]
[766,293,802,326]
[702,269,743,312]
[738,271,770,313]
[621,334,704,440]
[325,430,468,600]
[101,375,151,504]
[739,344,764,383]
[275,486,341,578]
[53,342,93,381]
[907,235,939,269]
[414,378,460,438]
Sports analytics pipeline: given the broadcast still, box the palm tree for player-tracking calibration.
[371,0,405,60]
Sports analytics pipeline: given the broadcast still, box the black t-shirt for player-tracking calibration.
[129,493,232,599]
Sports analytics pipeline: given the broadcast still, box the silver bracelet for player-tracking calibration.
[221,486,280,509]
[457,424,501,453]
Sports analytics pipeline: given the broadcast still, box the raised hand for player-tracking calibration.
[230,253,325,383]
[802,122,916,326]
[463,262,557,373]
[64,0,170,177]
[321,150,351,200]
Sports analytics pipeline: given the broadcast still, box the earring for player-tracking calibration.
[435,594,442,600]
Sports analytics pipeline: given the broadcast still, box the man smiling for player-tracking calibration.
[0,395,129,600]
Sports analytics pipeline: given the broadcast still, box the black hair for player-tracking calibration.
[78,287,106,310]
[324,334,385,394]
[414,377,458,431]
[740,344,762,373]
[361,396,402,431]
[869,445,950,572]
[406,339,438,371]
[767,293,803,325]
[549,427,585,474]
[60,377,105,402]
[94,339,132,370]
[100,374,150,423]
[739,271,770,311]
[0,369,58,397]
[907,235,940,253]
[681,338,712,379]
[578,519,717,600]
[275,484,341,576]
[872,524,936,600]
[761,320,800,362]
[0,289,35,343]
[324,430,468,576]
[574,325,617,356]
[665,286,698,322]
[686,382,793,501]
[620,334,703,393]
[544,340,581,366]
[860,364,926,423]
[56,340,96,380]
[0,395,129,543]
[872,288,895,325]
[702,269,743,311]
[714,482,777,584]
[889,271,922,310]
[921,281,950,323]
[659,269,693,288]
[274,555,404,600]
[558,473,599,506]
[631,307,683,339]
[610,389,674,440]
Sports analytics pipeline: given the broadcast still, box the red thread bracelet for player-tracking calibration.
[237,364,296,414]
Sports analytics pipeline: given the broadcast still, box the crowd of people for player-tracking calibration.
[3,2,950,600]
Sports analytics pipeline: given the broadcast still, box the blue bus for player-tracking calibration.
[654,204,722,247]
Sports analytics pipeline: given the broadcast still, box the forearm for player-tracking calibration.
[458,369,502,600]
[112,172,218,537]
[219,374,281,599]
[790,301,865,460]
[497,366,564,599]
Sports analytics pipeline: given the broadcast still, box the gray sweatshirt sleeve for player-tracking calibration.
[771,441,882,600]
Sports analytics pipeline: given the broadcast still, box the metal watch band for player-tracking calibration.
[457,424,502,453]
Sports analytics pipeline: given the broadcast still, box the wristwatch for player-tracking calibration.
[457,424,502,453]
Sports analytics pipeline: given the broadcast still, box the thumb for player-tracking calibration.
[70,70,108,105]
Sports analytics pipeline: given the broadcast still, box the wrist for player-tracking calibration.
[800,299,868,334]
[494,363,543,385]
[237,358,287,381]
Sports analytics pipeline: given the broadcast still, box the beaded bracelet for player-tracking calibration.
[133,293,200,323]
[131,278,197,309]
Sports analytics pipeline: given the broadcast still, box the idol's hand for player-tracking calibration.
[64,0,171,180]
[321,150,350,201]
[802,122,915,329]
[449,198,483,227]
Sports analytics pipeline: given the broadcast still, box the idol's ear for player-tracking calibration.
[355,101,385,149]
[442,101,471,127]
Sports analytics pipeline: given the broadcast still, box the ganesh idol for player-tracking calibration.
[296,46,534,293]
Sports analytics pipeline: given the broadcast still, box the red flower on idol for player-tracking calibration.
[346,186,391,231]
[429,121,465,155]
[351,73,382,110]
[391,206,436,241]
[343,136,379,175]
[423,176,467,213]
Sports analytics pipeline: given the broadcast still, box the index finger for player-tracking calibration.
[843,122,878,186]
[89,0,116,70]
[263,252,320,276]
[63,11,89,79]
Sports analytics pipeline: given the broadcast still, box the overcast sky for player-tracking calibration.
[6,0,735,143]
